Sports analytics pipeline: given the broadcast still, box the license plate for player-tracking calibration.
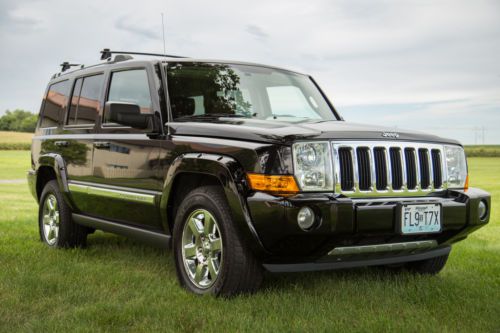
[400,203,441,234]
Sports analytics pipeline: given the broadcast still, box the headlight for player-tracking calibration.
[444,145,468,188]
[292,141,333,191]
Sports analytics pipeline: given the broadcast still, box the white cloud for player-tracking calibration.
[0,0,498,143]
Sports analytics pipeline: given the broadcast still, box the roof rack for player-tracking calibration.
[60,62,83,72]
[100,48,186,60]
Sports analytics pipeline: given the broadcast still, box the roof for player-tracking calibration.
[50,55,306,81]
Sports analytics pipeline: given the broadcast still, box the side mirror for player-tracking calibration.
[105,102,152,129]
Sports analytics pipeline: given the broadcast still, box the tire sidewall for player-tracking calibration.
[173,189,232,295]
[38,180,67,247]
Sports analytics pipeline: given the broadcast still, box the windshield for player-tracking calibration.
[165,62,337,122]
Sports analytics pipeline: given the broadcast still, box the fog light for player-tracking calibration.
[297,206,315,230]
[478,200,488,221]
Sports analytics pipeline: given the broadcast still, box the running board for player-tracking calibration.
[72,213,171,249]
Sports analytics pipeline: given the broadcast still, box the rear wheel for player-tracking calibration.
[173,185,263,296]
[38,180,87,248]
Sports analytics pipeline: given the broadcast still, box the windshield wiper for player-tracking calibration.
[176,113,249,120]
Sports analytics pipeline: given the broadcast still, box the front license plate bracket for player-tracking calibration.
[397,203,442,235]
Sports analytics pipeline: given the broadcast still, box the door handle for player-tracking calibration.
[54,141,69,147]
[94,142,110,149]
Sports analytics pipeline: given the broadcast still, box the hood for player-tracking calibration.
[168,119,460,146]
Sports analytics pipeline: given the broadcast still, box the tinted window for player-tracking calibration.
[40,80,69,128]
[104,69,152,123]
[166,63,335,122]
[67,74,103,125]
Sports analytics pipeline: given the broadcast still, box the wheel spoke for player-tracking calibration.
[47,226,56,241]
[43,214,51,225]
[194,263,205,283]
[184,243,197,259]
[188,217,203,237]
[207,258,218,279]
[53,212,60,225]
[47,197,55,211]
[210,238,222,252]
[203,212,215,236]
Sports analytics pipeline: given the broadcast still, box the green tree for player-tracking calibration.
[0,109,38,132]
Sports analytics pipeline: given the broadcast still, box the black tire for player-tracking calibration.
[406,254,449,275]
[173,185,263,296]
[38,180,87,248]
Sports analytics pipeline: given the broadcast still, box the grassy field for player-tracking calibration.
[0,131,33,143]
[464,145,500,157]
[0,131,33,150]
[0,151,498,332]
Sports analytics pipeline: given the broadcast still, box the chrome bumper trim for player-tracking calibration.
[328,240,438,256]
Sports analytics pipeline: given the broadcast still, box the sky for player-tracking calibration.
[0,0,499,144]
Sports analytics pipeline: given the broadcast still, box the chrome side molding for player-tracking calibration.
[68,182,156,205]
[328,240,438,256]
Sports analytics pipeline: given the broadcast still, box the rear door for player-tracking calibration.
[86,64,164,230]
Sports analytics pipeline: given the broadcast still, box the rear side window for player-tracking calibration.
[40,80,69,128]
[67,74,104,126]
[104,69,152,123]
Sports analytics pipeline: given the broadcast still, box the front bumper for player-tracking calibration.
[246,187,490,266]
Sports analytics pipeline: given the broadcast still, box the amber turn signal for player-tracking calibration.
[246,173,300,196]
[464,174,469,191]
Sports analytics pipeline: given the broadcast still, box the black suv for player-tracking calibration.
[28,49,491,296]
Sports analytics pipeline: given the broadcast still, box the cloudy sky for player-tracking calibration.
[1,0,499,143]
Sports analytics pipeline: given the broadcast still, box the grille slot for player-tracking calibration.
[333,142,446,197]
[431,149,443,188]
[389,148,403,190]
[338,147,354,191]
[373,148,388,190]
[418,149,431,189]
[404,148,417,190]
[356,147,371,190]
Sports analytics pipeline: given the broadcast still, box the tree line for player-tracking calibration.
[0,110,38,132]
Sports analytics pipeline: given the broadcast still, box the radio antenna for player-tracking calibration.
[161,13,166,55]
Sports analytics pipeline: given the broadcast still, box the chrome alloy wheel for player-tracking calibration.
[42,194,60,246]
[181,209,223,289]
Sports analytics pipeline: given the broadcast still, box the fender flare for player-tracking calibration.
[160,153,269,257]
[37,153,76,209]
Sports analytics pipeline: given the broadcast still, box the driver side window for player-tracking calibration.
[104,69,152,124]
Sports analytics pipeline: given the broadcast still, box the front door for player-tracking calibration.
[87,66,164,230]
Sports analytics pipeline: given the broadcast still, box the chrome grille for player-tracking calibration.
[332,142,447,197]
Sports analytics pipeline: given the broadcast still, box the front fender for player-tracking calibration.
[160,153,269,257]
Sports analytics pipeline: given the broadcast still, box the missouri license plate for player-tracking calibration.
[400,203,441,234]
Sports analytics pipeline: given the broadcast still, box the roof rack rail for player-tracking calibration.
[100,48,186,60]
[60,62,83,72]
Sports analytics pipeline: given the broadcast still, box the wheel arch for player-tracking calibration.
[160,153,268,257]
[35,153,74,208]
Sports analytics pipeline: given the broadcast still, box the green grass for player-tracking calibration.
[0,150,31,179]
[0,152,499,332]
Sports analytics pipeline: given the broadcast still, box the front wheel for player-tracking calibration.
[406,254,449,275]
[173,186,263,296]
